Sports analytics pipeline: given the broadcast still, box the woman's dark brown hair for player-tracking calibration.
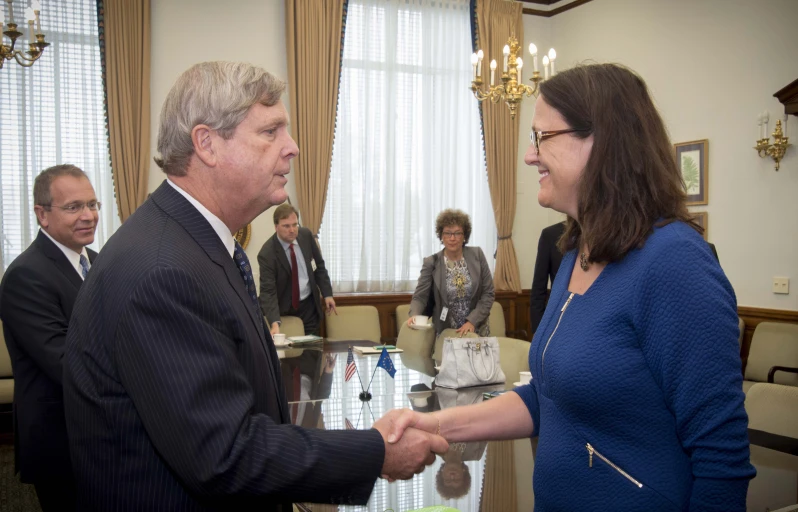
[435,209,472,245]
[539,63,698,263]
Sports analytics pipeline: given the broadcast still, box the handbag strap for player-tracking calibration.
[466,340,498,381]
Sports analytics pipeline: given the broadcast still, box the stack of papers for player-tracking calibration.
[353,346,404,355]
[287,335,323,344]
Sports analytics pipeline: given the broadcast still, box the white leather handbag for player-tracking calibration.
[435,337,506,389]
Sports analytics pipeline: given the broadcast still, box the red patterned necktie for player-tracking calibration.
[289,243,300,310]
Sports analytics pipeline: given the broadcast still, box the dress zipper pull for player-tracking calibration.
[587,443,593,468]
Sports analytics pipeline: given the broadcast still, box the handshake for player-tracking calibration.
[372,409,448,481]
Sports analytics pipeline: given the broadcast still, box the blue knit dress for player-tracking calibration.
[514,221,755,511]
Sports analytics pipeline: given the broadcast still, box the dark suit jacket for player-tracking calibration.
[63,182,384,511]
[409,246,495,335]
[529,222,566,336]
[257,227,333,326]
[0,230,96,484]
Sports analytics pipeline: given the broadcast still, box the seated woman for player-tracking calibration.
[407,209,494,336]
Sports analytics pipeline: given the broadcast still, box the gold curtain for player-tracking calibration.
[476,0,523,292]
[104,0,151,222]
[480,440,518,511]
[285,0,346,236]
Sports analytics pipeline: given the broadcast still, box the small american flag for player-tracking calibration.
[345,417,355,430]
[344,347,357,382]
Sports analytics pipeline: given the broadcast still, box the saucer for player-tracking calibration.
[513,381,530,387]
[409,323,433,331]
[273,339,291,348]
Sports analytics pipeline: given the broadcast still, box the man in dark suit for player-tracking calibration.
[529,221,566,336]
[258,204,336,336]
[63,61,446,511]
[0,164,100,511]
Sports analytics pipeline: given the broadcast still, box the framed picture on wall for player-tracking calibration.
[691,211,708,241]
[675,139,708,206]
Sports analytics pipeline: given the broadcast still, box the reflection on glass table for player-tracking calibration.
[292,384,533,512]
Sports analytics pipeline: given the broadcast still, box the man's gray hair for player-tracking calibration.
[154,61,286,177]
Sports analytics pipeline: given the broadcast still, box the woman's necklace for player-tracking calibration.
[579,252,590,272]
[446,256,467,298]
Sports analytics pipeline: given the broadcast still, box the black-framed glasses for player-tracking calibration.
[530,128,591,154]
[442,231,464,239]
[41,201,102,215]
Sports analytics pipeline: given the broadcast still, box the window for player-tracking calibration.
[0,0,119,270]
[322,0,496,293]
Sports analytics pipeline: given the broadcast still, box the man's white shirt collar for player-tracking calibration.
[167,179,235,258]
[40,228,91,280]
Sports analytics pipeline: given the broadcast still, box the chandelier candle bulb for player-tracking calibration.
[6,0,13,24]
[543,55,550,80]
[490,59,496,86]
[763,111,770,138]
[503,44,510,73]
[529,43,538,72]
[548,48,557,75]
[471,53,478,79]
[477,49,483,76]
[517,57,523,83]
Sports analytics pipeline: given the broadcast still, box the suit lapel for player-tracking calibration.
[298,230,314,279]
[35,231,83,290]
[150,182,287,420]
[273,236,291,273]
[435,249,447,307]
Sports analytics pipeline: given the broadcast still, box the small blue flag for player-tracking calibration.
[377,347,396,378]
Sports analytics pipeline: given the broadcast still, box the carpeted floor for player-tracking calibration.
[0,444,41,512]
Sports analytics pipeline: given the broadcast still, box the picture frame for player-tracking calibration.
[691,211,708,241]
[675,139,709,206]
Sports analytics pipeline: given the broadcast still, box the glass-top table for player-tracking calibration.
[278,341,798,512]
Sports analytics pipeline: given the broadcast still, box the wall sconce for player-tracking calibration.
[754,111,791,171]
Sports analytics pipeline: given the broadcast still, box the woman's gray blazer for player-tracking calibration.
[409,246,495,335]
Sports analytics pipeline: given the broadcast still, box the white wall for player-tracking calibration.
[149,0,294,276]
[514,0,798,310]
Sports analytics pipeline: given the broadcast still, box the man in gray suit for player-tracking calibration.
[258,204,336,336]
[63,61,446,511]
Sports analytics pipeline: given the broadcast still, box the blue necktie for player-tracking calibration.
[233,241,259,308]
[79,254,89,280]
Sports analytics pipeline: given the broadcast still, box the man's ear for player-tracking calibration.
[191,125,217,167]
[34,205,49,229]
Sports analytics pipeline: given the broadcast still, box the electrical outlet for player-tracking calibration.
[773,277,790,295]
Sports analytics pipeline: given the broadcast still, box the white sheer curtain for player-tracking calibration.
[0,0,119,271]
[322,0,495,293]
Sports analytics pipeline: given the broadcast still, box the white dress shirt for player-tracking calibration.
[167,180,235,258]
[40,228,91,280]
[276,236,311,301]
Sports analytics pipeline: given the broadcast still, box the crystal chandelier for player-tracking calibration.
[1,0,49,69]
[470,35,556,119]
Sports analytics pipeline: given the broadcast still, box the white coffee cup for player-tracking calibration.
[273,333,286,345]
[412,397,429,408]
[519,371,532,384]
[413,315,431,326]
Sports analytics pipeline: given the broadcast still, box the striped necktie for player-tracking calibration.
[79,254,89,280]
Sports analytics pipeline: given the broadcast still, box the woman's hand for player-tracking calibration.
[406,316,416,327]
[456,321,475,336]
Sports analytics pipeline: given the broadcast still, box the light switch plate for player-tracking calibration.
[773,277,790,294]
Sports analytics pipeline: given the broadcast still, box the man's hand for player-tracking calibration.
[456,321,475,336]
[325,297,337,315]
[270,322,280,335]
[373,409,447,481]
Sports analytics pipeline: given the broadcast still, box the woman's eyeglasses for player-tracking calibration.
[530,128,591,154]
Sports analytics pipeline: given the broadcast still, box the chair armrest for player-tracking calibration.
[767,366,798,383]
